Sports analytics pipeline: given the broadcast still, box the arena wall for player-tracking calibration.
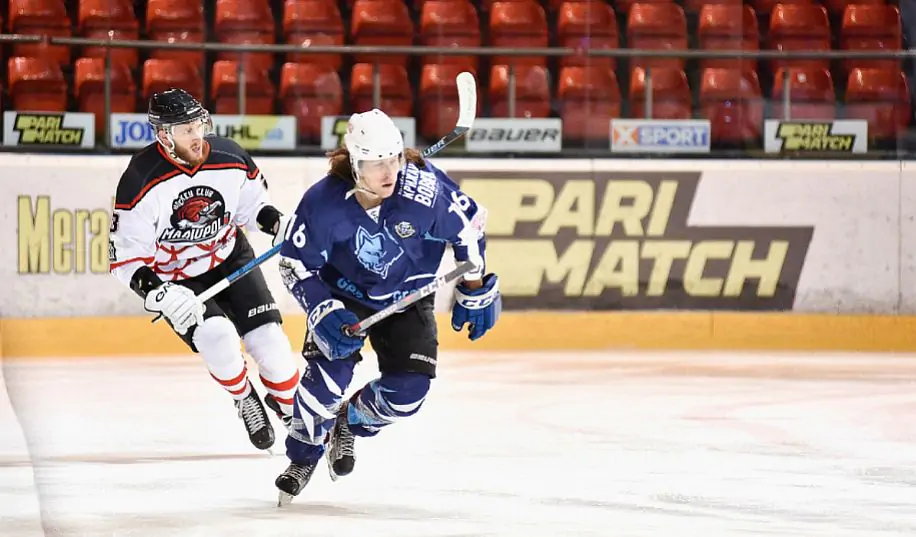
[3,155,916,357]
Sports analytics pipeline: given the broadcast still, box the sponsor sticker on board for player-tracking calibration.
[764,120,868,154]
[611,119,711,153]
[466,118,563,152]
[321,116,416,150]
[3,112,95,148]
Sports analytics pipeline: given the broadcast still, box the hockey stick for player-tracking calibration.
[345,261,477,337]
[194,71,477,306]
[151,72,477,324]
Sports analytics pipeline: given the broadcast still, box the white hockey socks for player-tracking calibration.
[193,316,251,400]
[243,323,299,417]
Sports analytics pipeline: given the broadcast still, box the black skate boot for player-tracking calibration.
[264,393,293,431]
[234,388,275,450]
[326,399,356,481]
[275,461,318,506]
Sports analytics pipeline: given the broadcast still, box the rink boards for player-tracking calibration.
[4,155,916,356]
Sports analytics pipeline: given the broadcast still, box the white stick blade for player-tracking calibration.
[455,71,478,129]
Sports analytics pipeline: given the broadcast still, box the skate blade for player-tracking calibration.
[277,491,296,507]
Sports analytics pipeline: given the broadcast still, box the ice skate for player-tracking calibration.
[264,393,292,431]
[234,388,275,450]
[326,400,356,481]
[275,461,318,506]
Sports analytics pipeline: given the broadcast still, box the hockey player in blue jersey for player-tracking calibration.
[273,109,501,502]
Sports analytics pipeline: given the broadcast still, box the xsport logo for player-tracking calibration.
[611,122,711,153]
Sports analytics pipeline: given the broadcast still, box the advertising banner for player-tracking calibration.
[110,114,297,150]
[764,120,869,154]
[320,116,416,150]
[3,112,95,149]
[1,156,913,317]
[465,118,563,153]
[610,119,711,154]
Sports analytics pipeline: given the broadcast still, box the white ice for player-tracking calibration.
[2,351,916,537]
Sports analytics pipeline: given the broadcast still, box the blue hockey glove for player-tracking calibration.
[307,299,364,360]
[451,273,501,341]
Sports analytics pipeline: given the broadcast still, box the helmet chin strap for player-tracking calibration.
[156,131,191,166]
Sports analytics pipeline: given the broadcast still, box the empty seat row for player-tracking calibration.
[8,0,903,75]
[6,56,909,147]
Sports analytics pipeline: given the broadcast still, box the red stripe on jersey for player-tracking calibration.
[115,169,182,210]
[272,395,294,405]
[109,255,155,270]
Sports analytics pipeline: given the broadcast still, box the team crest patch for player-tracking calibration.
[159,186,230,243]
[394,221,415,238]
[354,227,404,279]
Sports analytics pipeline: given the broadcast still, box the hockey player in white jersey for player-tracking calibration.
[108,88,299,450]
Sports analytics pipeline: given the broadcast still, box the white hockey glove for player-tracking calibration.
[144,282,205,335]
[273,214,294,248]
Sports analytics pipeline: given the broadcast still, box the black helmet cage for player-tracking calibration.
[148,88,213,159]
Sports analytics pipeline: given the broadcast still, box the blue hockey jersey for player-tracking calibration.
[278,160,488,313]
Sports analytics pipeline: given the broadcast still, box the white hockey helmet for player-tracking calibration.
[344,109,405,176]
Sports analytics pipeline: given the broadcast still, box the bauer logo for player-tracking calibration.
[611,120,711,154]
[466,118,563,153]
[449,171,814,311]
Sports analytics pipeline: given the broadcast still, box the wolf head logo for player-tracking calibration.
[354,227,403,279]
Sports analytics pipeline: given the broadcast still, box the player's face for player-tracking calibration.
[358,155,403,198]
[167,118,209,164]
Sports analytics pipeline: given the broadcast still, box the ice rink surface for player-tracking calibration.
[2,350,916,537]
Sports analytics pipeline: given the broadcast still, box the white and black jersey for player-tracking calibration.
[109,136,274,288]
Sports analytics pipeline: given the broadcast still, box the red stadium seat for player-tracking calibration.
[8,0,72,66]
[698,4,759,72]
[78,0,140,69]
[627,3,688,71]
[351,0,414,66]
[283,0,344,69]
[771,67,836,119]
[489,1,549,67]
[629,66,692,119]
[699,68,764,145]
[350,63,414,118]
[557,1,619,70]
[280,62,343,142]
[420,0,481,73]
[840,5,902,75]
[214,0,276,73]
[768,4,831,73]
[146,0,206,68]
[558,65,622,144]
[74,57,137,134]
[845,68,911,142]
[419,63,482,141]
[489,64,551,118]
[142,59,204,101]
[7,56,68,112]
[211,60,276,115]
